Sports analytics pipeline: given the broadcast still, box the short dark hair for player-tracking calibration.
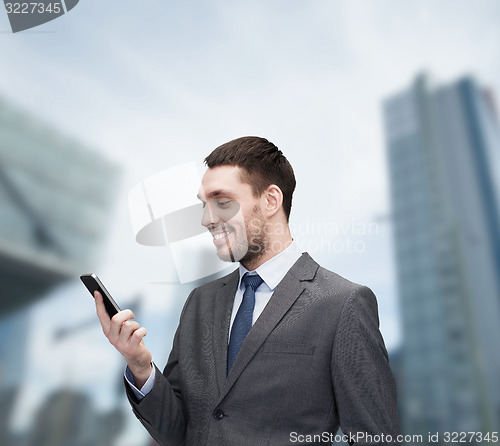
[204,136,296,220]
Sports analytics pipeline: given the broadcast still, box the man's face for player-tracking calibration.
[199,165,268,264]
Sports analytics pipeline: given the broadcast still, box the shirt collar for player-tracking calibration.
[238,240,302,291]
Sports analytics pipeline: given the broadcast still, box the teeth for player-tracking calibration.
[213,231,230,240]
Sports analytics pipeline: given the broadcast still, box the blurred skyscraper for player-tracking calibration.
[384,74,500,440]
[26,389,124,446]
[0,96,120,445]
[0,96,120,317]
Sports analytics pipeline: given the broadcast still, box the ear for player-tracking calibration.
[262,184,283,218]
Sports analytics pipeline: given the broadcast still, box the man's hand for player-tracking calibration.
[94,290,152,388]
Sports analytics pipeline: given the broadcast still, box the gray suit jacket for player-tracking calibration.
[126,253,400,446]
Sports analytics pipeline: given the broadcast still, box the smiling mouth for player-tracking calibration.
[211,229,233,245]
[213,231,230,240]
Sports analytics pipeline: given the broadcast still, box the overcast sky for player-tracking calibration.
[2,1,499,443]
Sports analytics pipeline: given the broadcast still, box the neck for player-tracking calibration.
[241,224,293,271]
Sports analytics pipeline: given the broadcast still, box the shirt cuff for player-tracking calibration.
[124,364,156,400]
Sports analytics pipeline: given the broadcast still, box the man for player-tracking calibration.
[95,136,400,445]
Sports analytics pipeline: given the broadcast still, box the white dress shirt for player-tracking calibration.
[229,240,302,338]
[126,240,302,400]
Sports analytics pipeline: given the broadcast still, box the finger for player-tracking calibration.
[130,327,147,347]
[94,291,111,334]
[120,320,141,341]
[108,309,135,343]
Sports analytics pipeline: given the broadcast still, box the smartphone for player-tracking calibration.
[80,273,121,318]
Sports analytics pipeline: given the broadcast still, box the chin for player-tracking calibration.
[216,243,248,263]
[216,250,235,263]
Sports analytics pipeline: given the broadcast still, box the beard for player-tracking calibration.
[216,206,268,265]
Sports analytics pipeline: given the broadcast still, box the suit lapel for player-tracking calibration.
[212,269,239,395]
[215,253,318,406]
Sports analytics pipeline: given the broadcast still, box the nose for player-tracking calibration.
[201,202,220,228]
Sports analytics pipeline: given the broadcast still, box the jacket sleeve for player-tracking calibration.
[124,289,196,446]
[331,285,400,446]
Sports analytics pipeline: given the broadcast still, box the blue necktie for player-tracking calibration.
[227,273,264,374]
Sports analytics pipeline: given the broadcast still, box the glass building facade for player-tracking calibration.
[384,75,500,439]
[0,96,120,446]
[0,96,120,316]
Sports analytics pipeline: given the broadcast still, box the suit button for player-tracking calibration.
[213,409,225,420]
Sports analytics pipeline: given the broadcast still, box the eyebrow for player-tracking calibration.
[197,189,233,201]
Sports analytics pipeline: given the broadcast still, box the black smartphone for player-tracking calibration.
[80,273,121,318]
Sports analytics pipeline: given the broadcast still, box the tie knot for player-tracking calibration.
[242,273,263,291]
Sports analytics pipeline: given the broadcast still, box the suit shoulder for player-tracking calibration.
[307,259,376,305]
[315,264,366,293]
[177,268,238,319]
[289,252,373,300]
[309,265,379,323]
[191,268,239,295]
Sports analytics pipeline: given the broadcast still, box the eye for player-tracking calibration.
[217,200,231,208]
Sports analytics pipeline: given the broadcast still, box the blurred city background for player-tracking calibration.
[0,1,499,445]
